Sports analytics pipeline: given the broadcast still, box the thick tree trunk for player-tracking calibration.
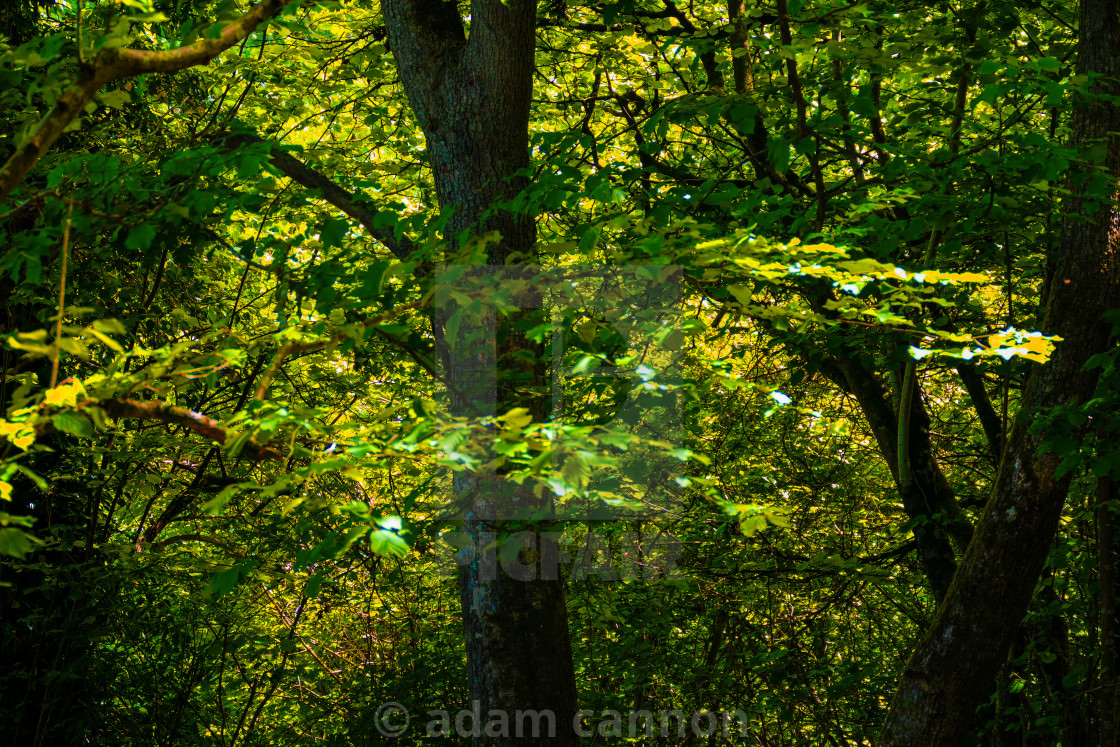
[383,2,579,743]
[878,0,1120,741]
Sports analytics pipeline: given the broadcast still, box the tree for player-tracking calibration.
[381,1,578,742]
[879,0,1120,740]
[1,0,1118,744]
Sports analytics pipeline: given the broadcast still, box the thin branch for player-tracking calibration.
[150,533,240,553]
[100,398,284,460]
[255,298,427,400]
[50,194,74,389]
[17,398,285,461]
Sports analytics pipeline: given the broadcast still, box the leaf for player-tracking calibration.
[207,561,256,596]
[97,90,131,110]
[370,529,409,558]
[305,573,324,598]
[87,328,124,352]
[236,151,265,179]
[125,224,157,252]
[320,218,350,248]
[53,411,93,438]
[728,285,752,306]
[43,380,85,407]
[375,515,403,531]
[14,465,47,491]
[0,421,35,450]
[498,407,534,430]
[0,527,38,558]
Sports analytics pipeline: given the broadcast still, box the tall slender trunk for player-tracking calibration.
[383,2,578,743]
[878,0,1120,741]
[1100,473,1119,745]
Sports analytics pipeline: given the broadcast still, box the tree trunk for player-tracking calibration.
[382,2,579,743]
[1100,474,1119,745]
[878,0,1120,741]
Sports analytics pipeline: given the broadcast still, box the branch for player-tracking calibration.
[150,533,241,553]
[381,0,467,131]
[255,298,427,400]
[955,362,1003,465]
[0,0,293,202]
[45,398,286,460]
[214,131,416,260]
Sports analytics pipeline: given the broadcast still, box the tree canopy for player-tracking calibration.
[1,0,1118,744]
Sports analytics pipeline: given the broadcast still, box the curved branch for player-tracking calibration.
[955,362,1003,465]
[21,398,282,460]
[0,0,293,202]
[150,533,240,553]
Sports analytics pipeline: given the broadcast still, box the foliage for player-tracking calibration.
[0,0,1115,744]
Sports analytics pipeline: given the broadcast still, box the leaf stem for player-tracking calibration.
[50,194,74,390]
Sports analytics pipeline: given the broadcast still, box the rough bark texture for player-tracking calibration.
[878,0,1120,741]
[1099,474,1119,745]
[383,2,578,743]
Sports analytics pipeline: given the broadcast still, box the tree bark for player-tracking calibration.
[383,2,578,743]
[878,0,1120,740]
[1099,474,1119,745]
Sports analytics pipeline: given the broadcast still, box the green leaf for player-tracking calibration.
[728,285,752,306]
[207,561,256,596]
[370,529,409,558]
[0,527,37,558]
[53,411,93,438]
[321,218,350,248]
[125,224,157,252]
[97,89,131,110]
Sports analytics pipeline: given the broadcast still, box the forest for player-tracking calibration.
[0,0,1118,744]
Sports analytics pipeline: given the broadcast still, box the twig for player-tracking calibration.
[32,398,287,461]
[49,194,74,389]
[76,0,84,65]
[254,298,427,400]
